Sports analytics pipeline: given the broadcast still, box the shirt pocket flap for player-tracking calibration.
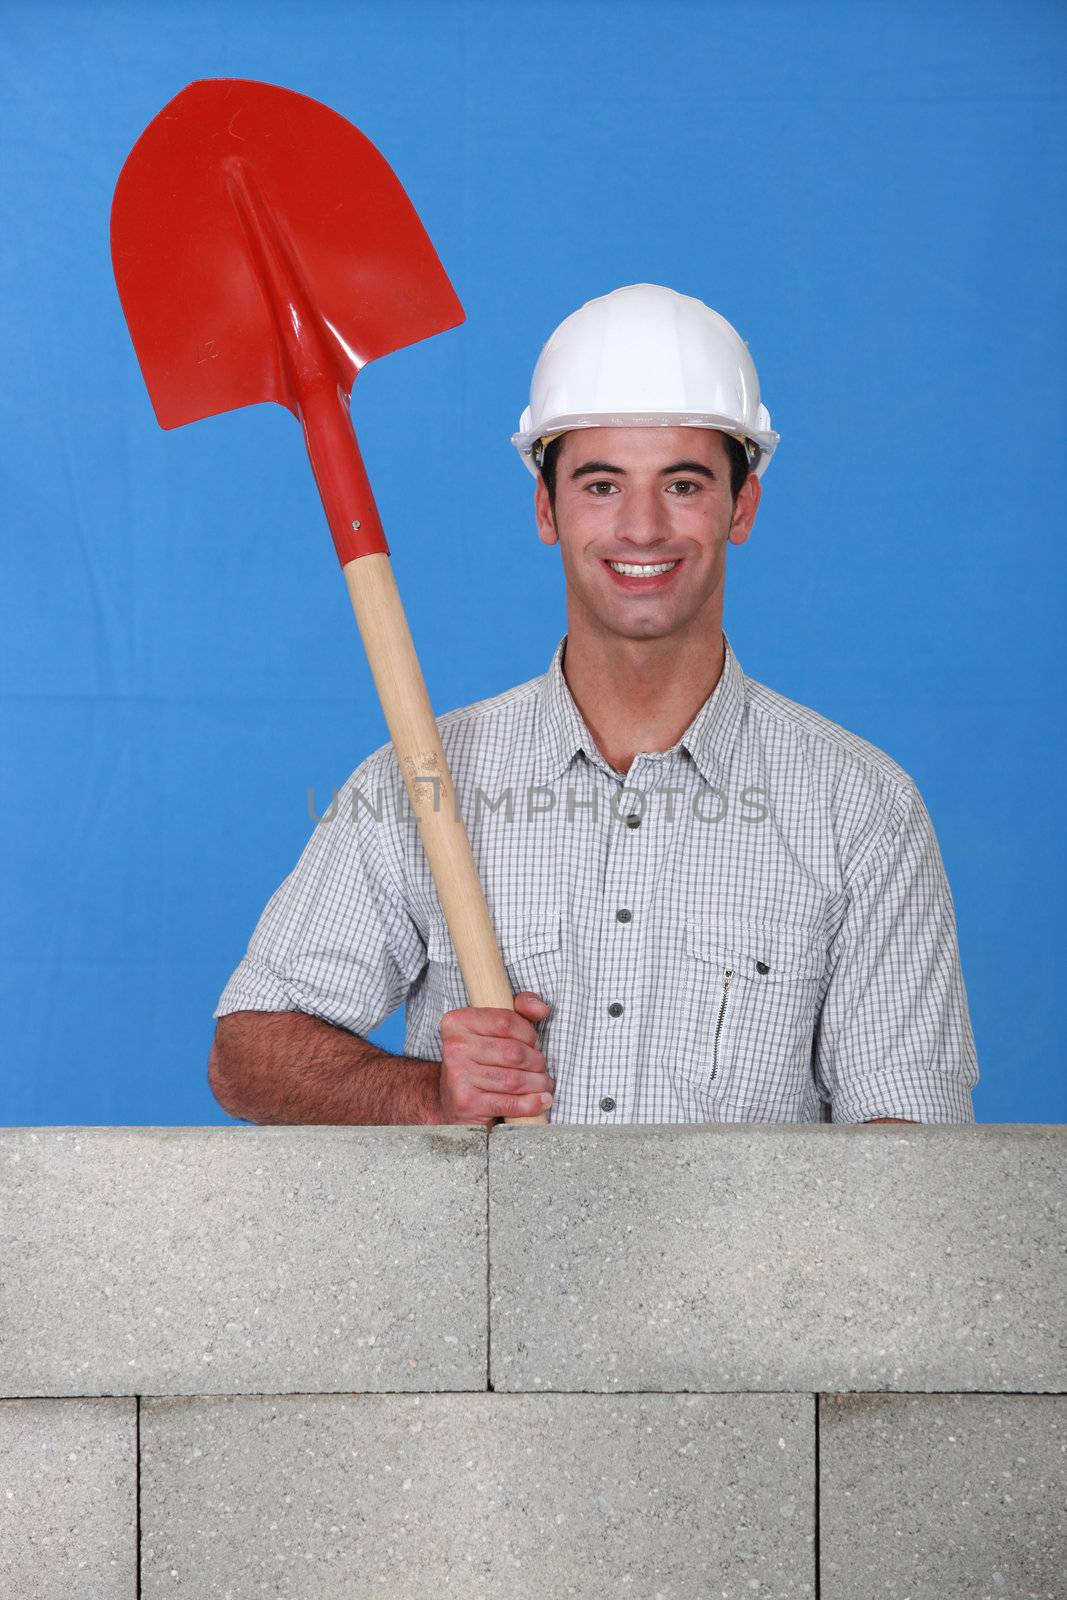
[500,911,563,962]
[684,916,825,982]
[428,909,562,965]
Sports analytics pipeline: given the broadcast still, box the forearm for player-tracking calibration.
[209,1010,444,1126]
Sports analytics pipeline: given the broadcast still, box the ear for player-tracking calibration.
[727,471,761,548]
[534,474,559,547]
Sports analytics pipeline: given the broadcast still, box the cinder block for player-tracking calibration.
[819,1393,1067,1599]
[0,1397,136,1598]
[0,1127,487,1396]
[141,1391,814,1598]
[489,1124,1066,1393]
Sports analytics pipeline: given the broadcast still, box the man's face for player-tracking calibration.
[534,427,760,645]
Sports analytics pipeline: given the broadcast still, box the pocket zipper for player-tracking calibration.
[711,966,733,1080]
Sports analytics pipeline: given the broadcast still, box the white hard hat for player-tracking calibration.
[511,282,779,479]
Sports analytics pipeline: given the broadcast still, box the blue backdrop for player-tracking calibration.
[2,0,1064,1124]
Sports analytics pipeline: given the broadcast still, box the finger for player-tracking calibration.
[442,1037,549,1082]
[441,1005,538,1047]
[444,1078,553,1122]
[499,1089,555,1117]
[454,1089,553,1122]
[462,1063,555,1098]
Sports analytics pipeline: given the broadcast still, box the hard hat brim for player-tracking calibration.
[510,414,780,480]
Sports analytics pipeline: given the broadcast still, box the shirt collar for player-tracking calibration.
[533,631,746,787]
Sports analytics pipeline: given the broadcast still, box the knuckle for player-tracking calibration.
[441,1042,469,1074]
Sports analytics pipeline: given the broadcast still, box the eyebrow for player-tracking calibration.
[570,459,717,481]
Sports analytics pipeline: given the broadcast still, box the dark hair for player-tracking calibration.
[537,430,754,511]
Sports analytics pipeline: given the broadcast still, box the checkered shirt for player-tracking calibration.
[215,633,979,1124]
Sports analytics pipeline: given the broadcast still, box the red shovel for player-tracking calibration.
[110,79,547,1125]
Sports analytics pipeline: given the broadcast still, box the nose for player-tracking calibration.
[611,480,676,550]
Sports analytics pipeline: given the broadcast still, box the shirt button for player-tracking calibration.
[615,908,632,923]
[607,1001,624,1017]
[600,1096,616,1112]
[624,813,641,829]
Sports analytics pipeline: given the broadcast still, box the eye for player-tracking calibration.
[586,480,619,496]
[667,479,702,496]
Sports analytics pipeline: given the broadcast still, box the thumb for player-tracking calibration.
[513,991,551,1016]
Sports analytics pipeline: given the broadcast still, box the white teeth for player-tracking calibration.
[607,560,679,576]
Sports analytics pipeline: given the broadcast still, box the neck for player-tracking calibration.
[561,624,727,777]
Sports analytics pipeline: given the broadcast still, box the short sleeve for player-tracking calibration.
[814,782,979,1123]
[214,754,427,1036]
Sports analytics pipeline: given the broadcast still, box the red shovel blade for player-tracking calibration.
[110,79,464,430]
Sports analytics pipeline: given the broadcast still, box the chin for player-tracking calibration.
[602,614,679,642]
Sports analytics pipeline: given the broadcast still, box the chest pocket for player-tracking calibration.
[677,917,825,1105]
[425,908,563,1026]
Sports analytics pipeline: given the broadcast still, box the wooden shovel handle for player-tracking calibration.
[343,552,548,1127]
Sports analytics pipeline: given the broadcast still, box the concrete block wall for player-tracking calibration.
[1,1124,1063,1597]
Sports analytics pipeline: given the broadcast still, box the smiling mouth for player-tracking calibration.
[601,558,684,588]
[604,559,680,576]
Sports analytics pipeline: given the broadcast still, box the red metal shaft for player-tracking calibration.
[225,155,390,565]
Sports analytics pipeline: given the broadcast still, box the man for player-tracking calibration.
[209,284,978,1128]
